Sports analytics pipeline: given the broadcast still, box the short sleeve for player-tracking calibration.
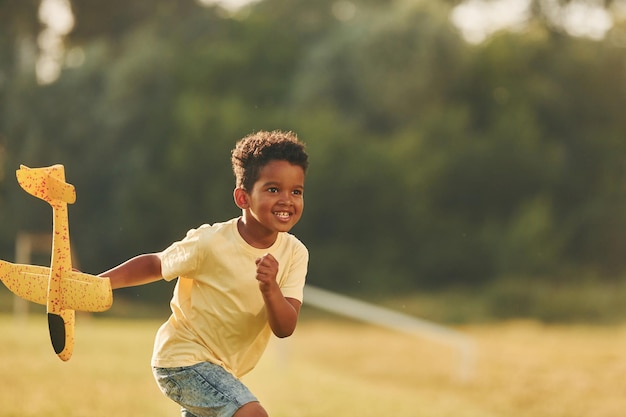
[279,240,309,302]
[158,227,203,281]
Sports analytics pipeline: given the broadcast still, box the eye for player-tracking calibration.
[267,187,279,193]
[292,189,303,196]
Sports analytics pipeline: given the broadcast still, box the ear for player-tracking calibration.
[233,187,249,209]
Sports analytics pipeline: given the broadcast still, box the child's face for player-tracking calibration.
[240,160,305,237]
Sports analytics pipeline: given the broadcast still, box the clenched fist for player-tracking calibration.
[255,253,279,292]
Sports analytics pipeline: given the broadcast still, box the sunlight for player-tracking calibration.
[37,0,74,85]
[559,1,613,39]
[451,0,614,44]
[197,0,260,11]
[451,0,530,44]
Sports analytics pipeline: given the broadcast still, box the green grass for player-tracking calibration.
[1,313,625,417]
[0,314,179,416]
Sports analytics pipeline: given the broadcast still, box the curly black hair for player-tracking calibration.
[231,130,309,191]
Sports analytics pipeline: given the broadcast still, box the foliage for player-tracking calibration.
[1,0,626,307]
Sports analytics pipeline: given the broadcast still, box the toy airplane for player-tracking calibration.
[0,164,112,361]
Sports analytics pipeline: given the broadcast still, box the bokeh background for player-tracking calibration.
[1,0,626,324]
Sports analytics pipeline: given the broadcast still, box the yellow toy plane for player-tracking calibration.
[0,165,112,361]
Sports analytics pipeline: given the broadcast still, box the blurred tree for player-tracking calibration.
[292,1,467,133]
[290,0,626,291]
[1,0,626,303]
[0,0,44,257]
[67,0,200,42]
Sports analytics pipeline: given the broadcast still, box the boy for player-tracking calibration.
[99,130,309,417]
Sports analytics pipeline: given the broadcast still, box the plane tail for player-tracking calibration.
[16,165,76,204]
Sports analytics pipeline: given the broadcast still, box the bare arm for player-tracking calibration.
[99,253,163,290]
[255,253,301,338]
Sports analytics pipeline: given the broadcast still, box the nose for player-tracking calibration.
[279,190,294,205]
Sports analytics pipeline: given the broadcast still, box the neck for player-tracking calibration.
[237,216,277,249]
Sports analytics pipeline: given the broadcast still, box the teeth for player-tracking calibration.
[275,212,290,218]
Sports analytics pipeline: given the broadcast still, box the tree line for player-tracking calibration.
[1,0,626,302]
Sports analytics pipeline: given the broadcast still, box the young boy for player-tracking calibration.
[99,130,309,417]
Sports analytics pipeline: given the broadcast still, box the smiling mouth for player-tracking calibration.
[274,211,292,220]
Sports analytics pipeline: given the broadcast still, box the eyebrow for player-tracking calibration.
[261,181,304,189]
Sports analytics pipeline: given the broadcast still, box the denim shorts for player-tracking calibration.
[153,362,258,417]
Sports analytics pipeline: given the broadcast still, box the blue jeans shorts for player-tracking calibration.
[153,362,258,417]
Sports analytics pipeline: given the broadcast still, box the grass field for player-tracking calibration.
[0,312,625,417]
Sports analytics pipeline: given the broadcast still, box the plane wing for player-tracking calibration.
[0,260,112,312]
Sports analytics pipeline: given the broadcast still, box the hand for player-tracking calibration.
[255,253,279,292]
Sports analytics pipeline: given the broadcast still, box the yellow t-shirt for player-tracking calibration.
[151,217,308,377]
